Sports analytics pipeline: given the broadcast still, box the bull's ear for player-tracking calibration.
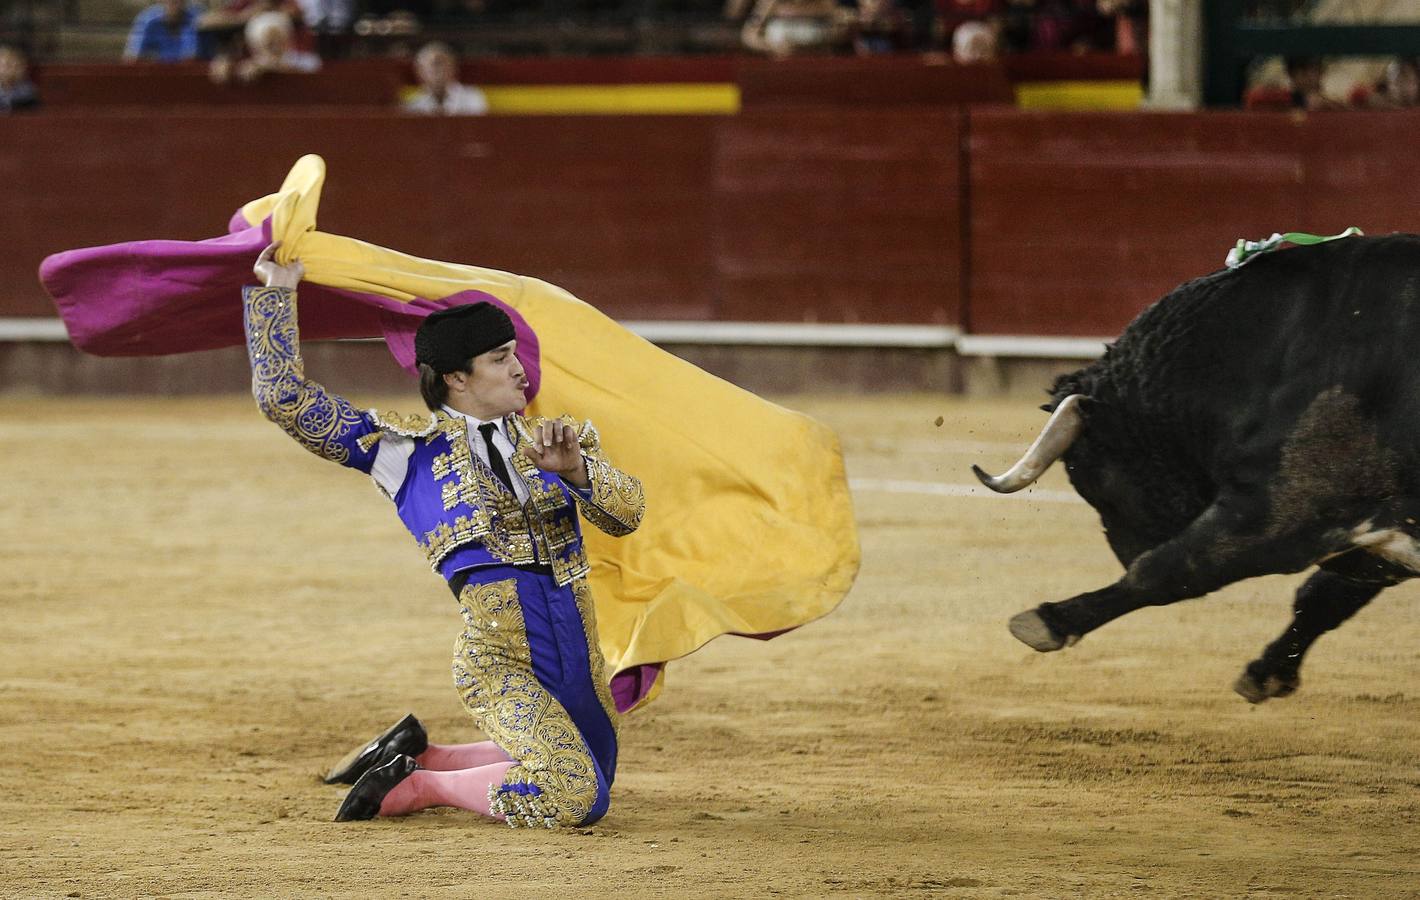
[1040,395,1097,415]
[1073,395,1099,418]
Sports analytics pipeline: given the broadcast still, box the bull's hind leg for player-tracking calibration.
[1234,550,1406,703]
[1010,497,1347,652]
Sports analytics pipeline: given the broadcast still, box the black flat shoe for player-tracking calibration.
[334,753,420,822]
[323,713,428,785]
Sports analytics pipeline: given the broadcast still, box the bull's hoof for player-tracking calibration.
[1008,608,1077,652]
[1232,663,1300,704]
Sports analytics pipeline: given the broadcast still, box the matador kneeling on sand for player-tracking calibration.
[243,242,644,828]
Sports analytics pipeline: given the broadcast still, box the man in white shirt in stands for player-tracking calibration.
[403,41,488,116]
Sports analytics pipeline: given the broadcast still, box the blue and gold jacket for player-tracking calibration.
[242,285,644,584]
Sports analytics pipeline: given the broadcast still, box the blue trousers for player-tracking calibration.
[450,566,620,828]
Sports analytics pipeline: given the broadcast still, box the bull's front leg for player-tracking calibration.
[1009,498,1347,652]
[1234,550,1404,703]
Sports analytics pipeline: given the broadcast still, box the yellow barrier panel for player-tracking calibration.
[478,83,741,115]
[1015,80,1143,111]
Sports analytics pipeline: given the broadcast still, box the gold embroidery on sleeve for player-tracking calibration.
[243,286,368,465]
[575,420,646,536]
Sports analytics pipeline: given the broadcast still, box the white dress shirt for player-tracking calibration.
[370,406,529,504]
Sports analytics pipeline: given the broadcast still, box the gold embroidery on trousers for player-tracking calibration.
[571,577,621,738]
[450,578,600,829]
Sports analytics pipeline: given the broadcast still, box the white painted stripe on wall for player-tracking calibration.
[849,477,1084,505]
[0,318,68,341]
[854,438,1037,456]
[0,317,949,347]
[956,335,1109,359]
[0,317,1105,359]
[624,320,960,347]
[0,317,960,347]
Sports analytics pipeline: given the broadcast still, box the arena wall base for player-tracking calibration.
[957,356,1092,399]
[0,341,973,398]
[0,340,1101,398]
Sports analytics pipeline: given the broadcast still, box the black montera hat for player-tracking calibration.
[414,302,516,374]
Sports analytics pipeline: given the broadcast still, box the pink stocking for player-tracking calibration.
[378,761,516,820]
[415,741,513,771]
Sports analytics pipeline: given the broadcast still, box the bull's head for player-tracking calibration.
[972,394,1086,493]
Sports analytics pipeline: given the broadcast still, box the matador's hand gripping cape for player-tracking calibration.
[40,155,860,711]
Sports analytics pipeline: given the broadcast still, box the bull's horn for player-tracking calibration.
[971,394,1086,493]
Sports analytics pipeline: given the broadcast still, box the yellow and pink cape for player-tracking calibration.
[44,155,860,710]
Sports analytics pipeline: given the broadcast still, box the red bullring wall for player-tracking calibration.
[6,105,1420,342]
[1,108,965,325]
[967,108,1420,336]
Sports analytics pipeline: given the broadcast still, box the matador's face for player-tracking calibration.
[465,339,528,418]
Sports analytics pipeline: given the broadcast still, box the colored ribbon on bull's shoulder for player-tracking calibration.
[1225,226,1364,270]
[42,154,860,713]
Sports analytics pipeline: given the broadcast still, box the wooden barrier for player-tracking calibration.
[715,108,962,323]
[9,105,1420,341]
[966,108,1420,337]
[0,108,963,325]
[999,52,1144,82]
[34,61,403,107]
[735,56,1012,107]
[30,55,1030,110]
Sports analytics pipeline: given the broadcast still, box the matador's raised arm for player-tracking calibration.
[242,283,381,471]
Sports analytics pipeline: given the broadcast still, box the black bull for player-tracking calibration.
[974,233,1420,703]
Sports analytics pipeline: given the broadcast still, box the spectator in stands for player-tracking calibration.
[1282,56,1343,110]
[998,0,1109,54]
[934,0,1001,44]
[733,0,854,57]
[1354,57,1420,109]
[852,0,914,55]
[1382,57,1419,107]
[211,10,320,83]
[1096,0,1145,56]
[202,0,316,60]
[951,19,996,63]
[1244,56,1344,111]
[998,0,1043,52]
[295,0,357,58]
[356,0,428,41]
[124,0,210,62]
[352,7,422,60]
[403,41,488,115]
[0,44,39,113]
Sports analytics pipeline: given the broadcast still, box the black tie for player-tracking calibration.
[477,422,516,494]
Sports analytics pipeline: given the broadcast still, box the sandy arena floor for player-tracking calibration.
[5,393,1420,899]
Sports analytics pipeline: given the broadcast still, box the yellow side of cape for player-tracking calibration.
[244,155,860,709]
